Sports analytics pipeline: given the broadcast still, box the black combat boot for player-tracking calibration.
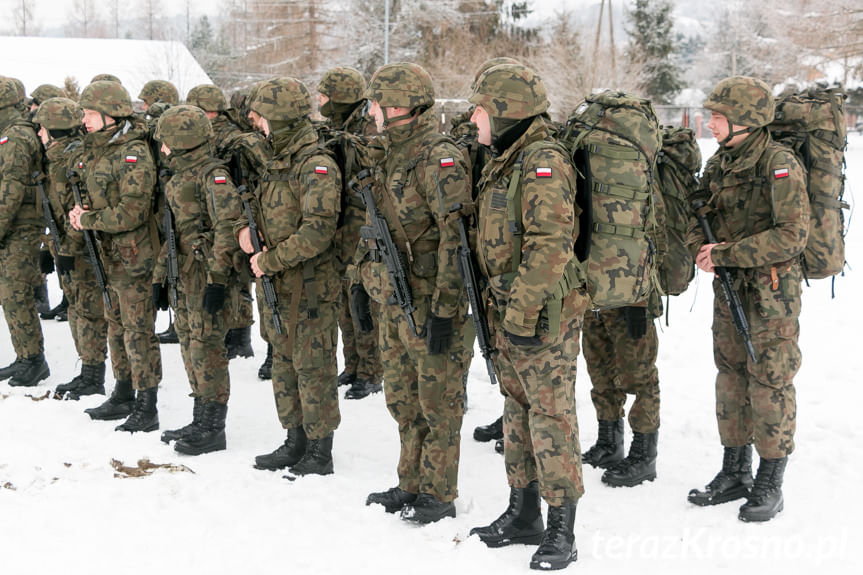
[688,445,754,506]
[288,433,334,476]
[55,370,84,395]
[174,401,228,455]
[495,438,504,454]
[366,487,417,513]
[337,370,356,387]
[157,320,179,344]
[258,344,273,380]
[66,363,106,399]
[530,502,578,571]
[225,327,254,360]
[344,378,383,400]
[0,358,22,381]
[85,378,134,420]
[601,431,658,487]
[115,388,159,433]
[8,353,50,387]
[470,481,545,547]
[254,427,307,470]
[400,493,456,524]
[474,416,504,442]
[35,282,51,316]
[582,419,625,469]
[161,397,205,443]
[738,456,787,522]
[41,295,69,320]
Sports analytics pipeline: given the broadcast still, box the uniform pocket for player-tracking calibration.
[753,265,802,319]
[114,226,155,278]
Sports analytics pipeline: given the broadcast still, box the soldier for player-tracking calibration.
[686,76,808,523]
[34,97,109,399]
[186,83,271,361]
[29,84,66,119]
[316,66,383,401]
[0,76,51,387]
[239,77,342,477]
[466,63,587,571]
[68,80,162,432]
[91,74,121,84]
[153,105,244,455]
[353,63,471,524]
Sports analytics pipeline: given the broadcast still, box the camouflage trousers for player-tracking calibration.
[261,290,340,440]
[228,278,254,331]
[492,289,588,507]
[712,282,799,459]
[379,298,468,503]
[103,257,161,390]
[338,279,382,382]
[582,308,660,433]
[62,255,108,365]
[0,227,44,358]
[174,262,230,404]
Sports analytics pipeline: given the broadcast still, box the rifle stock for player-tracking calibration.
[159,169,179,308]
[67,171,111,310]
[33,170,69,281]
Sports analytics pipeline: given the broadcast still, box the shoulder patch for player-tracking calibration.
[0,136,8,145]
[125,155,137,164]
[440,157,455,168]
[773,168,789,179]
[214,175,227,184]
[536,167,552,178]
[314,165,328,175]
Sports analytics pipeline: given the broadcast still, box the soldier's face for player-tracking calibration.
[471,106,491,146]
[161,142,171,157]
[368,100,385,133]
[38,125,50,146]
[707,111,749,148]
[82,109,113,133]
[317,93,329,109]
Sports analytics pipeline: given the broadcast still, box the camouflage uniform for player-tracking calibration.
[0,76,49,385]
[357,63,471,517]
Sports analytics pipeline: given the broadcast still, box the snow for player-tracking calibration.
[1,135,860,574]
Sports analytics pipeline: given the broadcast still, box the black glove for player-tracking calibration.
[39,250,55,274]
[504,330,543,348]
[425,314,453,355]
[623,306,648,340]
[350,284,374,333]
[56,254,75,275]
[203,283,226,315]
[152,283,170,311]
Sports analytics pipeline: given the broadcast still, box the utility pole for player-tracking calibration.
[384,0,390,65]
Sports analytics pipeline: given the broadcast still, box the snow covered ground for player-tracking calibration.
[1,136,860,574]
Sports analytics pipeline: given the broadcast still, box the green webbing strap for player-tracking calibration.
[505,151,525,274]
[302,258,319,319]
[587,142,642,161]
[591,180,650,201]
[593,221,646,239]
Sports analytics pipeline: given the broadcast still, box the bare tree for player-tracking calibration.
[65,0,106,38]
[12,0,39,36]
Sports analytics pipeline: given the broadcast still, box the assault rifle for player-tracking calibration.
[159,169,179,308]
[352,169,420,337]
[692,199,757,362]
[67,170,111,310]
[33,170,68,281]
[450,201,497,386]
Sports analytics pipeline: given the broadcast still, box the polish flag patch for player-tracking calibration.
[536,167,552,178]
[78,162,84,169]
[314,166,328,175]
[440,157,455,168]
[0,136,8,145]
[125,155,137,163]
[214,175,227,184]
[773,168,789,179]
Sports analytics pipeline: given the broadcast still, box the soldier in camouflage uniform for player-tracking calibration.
[238,77,342,477]
[353,63,471,524]
[186,83,271,361]
[466,63,587,571]
[316,66,383,401]
[68,80,162,432]
[686,76,809,523]
[153,105,244,455]
[0,76,51,387]
[91,74,121,84]
[34,97,109,399]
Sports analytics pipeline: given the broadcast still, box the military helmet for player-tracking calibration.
[317,67,366,104]
[35,97,83,130]
[138,80,179,106]
[31,84,65,106]
[155,105,213,151]
[472,56,520,87]
[250,77,312,122]
[91,73,121,84]
[80,80,133,118]
[469,63,549,119]
[703,76,775,129]
[186,84,228,112]
[0,76,23,108]
[364,62,435,109]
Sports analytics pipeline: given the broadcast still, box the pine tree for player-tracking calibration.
[627,0,682,104]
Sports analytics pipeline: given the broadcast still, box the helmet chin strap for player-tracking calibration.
[382,106,418,128]
[720,117,751,147]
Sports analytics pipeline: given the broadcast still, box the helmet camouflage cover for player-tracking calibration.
[472,56,520,87]
[0,76,23,108]
[80,80,133,118]
[250,77,312,122]
[703,75,775,129]
[317,67,366,104]
[91,73,121,84]
[155,104,213,150]
[468,63,549,119]
[186,84,228,113]
[35,97,83,130]
[364,62,435,109]
[31,84,65,106]
[138,79,180,106]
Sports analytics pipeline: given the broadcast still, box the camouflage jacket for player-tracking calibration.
[475,116,581,337]
[211,113,270,191]
[356,107,471,320]
[0,107,43,237]
[250,121,341,302]
[42,135,82,254]
[77,119,158,277]
[153,147,243,286]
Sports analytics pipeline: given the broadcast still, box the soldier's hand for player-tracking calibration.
[623,306,648,340]
[696,243,723,273]
[350,284,374,333]
[39,250,55,274]
[238,226,254,254]
[152,283,170,311]
[203,283,226,315]
[250,248,267,278]
[56,255,75,276]
[425,314,454,355]
[504,330,543,348]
